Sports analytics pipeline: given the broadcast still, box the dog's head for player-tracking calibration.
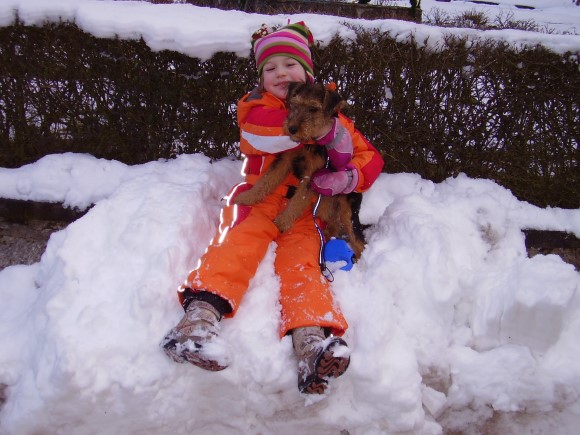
[283,82,344,143]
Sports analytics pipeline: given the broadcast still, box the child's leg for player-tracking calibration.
[183,186,282,314]
[275,212,350,393]
[162,188,282,369]
[274,212,348,337]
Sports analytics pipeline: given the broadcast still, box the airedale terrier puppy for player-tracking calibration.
[233,82,366,259]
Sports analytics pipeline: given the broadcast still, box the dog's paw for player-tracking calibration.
[274,216,292,233]
[232,191,254,205]
[350,240,365,261]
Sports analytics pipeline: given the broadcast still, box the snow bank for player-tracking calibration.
[1,154,579,434]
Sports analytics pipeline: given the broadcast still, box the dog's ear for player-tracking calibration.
[286,82,304,101]
[322,88,344,117]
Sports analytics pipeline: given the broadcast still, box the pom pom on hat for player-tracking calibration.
[252,21,315,82]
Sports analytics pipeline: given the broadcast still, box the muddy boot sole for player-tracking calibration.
[299,337,350,394]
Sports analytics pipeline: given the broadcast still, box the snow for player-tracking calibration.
[1,0,580,434]
[1,0,580,56]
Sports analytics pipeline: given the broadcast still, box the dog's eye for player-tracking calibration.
[309,107,319,113]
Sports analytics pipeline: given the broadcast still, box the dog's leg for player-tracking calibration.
[348,193,368,247]
[317,196,349,242]
[274,145,325,232]
[274,181,316,232]
[340,208,365,261]
[340,194,366,260]
[316,195,366,261]
[315,197,337,238]
[233,151,297,206]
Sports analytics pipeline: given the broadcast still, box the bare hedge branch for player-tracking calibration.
[0,21,578,208]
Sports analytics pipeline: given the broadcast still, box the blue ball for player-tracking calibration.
[323,238,355,271]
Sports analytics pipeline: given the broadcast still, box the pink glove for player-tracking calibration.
[316,118,353,170]
[311,165,359,196]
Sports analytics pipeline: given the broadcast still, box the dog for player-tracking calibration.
[233,82,366,259]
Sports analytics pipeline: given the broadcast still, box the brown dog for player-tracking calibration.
[233,82,366,259]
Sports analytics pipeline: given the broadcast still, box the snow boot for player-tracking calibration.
[161,300,230,371]
[292,326,351,394]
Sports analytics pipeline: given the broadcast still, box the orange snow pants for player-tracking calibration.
[181,182,348,337]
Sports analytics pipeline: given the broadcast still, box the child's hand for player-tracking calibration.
[315,119,353,170]
[310,165,359,196]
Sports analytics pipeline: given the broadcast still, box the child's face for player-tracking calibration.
[262,55,307,100]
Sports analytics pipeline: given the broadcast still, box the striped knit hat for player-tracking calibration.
[251,22,315,82]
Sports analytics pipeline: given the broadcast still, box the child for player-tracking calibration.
[161,22,384,395]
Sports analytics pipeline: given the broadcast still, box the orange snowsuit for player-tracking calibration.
[180,88,384,337]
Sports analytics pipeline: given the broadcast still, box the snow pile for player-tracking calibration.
[0,154,579,434]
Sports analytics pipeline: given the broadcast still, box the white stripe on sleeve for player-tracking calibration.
[241,130,300,154]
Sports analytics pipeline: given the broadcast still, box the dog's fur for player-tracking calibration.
[233,82,366,259]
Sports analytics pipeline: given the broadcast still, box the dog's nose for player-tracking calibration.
[288,126,298,135]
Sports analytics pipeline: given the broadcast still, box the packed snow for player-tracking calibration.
[1,1,580,434]
[1,0,580,56]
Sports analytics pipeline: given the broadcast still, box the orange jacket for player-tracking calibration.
[237,88,384,191]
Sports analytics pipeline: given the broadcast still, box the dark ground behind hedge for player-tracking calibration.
[0,21,579,208]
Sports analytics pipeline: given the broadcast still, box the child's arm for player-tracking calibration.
[311,115,384,196]
[239,104,300,156]
[315,118,353,170]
